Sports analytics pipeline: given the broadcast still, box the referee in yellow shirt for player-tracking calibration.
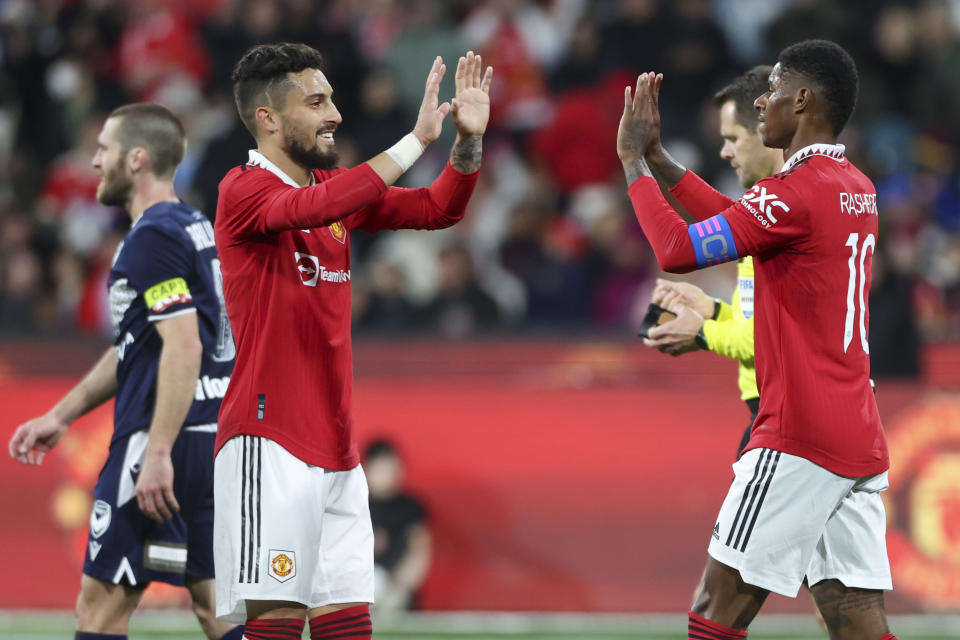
[641,66,782,457]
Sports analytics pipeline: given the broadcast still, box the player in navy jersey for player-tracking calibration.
[618,41,900,640]
[9,104,242,640]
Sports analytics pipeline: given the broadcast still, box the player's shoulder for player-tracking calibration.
[737,172,804,218]
[127,203,199,249]
[767,143,856,188]
[220,161,284,194]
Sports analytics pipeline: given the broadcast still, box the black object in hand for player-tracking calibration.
[638,303,677,338]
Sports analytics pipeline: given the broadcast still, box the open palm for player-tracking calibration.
[451,51,493,138]
[412,56,451,147]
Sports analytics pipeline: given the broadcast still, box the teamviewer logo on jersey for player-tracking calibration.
[294,252,320,287]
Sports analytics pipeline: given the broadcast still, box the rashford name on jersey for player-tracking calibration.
[631,143,886,477]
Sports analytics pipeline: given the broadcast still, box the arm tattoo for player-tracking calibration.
[450,135,482,173]
[622,155,654,185]
[647,147,687,189]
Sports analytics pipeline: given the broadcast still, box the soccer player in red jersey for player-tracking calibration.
[618,40,899,640]
[211,43,492,640]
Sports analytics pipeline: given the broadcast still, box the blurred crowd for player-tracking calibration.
[0,0,958,367]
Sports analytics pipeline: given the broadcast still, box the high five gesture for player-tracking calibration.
[411,56,451,149]
[449,51,492,174]
[617,71,664,184]
[451,51,493,139]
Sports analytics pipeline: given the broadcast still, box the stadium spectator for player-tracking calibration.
[1,0,959,342]
[353,258,419,333]
[417,244,501,337]
[500,196,588,327]
[7,103,241,640]
[619,40,900,640]
[461,0,584,131]
[211,43,492,640]
[868,243,922,378]
[364,439,432,613]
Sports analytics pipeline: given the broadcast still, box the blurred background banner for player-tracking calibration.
[2,340,958,613]
[2,0,960,619]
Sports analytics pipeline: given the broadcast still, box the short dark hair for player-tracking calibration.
[364,439,398,462]
[777,39,858,136]
[232,42,326,136]
[107,103,185,178]
[713,65,773,129]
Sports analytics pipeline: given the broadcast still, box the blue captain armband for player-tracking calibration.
[688,214,739,268]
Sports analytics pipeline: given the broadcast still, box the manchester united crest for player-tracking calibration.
[268,549,296,583]
[328,220,346,244]
[885,396,960,609]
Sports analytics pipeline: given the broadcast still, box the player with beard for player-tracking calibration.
[618,40,899,640]
[9,104,242,640]
[212,43,492,640]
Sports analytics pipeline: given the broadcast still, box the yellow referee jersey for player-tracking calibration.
[701,257,759,401]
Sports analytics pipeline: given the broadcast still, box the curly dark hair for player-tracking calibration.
[777,39,858,136]
[713,65,773,129]
[232,42,326,137]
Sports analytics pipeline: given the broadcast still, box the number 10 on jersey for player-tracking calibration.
[844,232,875,354]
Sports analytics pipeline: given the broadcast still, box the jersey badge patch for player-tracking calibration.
[90,499,111,538]
[268,549,296,583]
[144,278,193,313]
[328,220,346,244]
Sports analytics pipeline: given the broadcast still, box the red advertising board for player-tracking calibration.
[0,341,957,612]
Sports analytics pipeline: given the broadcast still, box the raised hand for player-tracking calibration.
[411,56,451,148]
[617,71,664,163]
[8,413,68,465]
[451,51,493,139]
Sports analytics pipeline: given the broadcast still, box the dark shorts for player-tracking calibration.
[736,397,760,460]
[83,427,216,587]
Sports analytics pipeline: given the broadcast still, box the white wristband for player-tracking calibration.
[385,133,425,172]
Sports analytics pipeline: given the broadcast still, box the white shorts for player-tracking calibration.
[214,435,374,622]
[708,448,892,597]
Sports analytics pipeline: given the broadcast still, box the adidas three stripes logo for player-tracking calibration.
[724,448,781,552]
[239,435,262,584]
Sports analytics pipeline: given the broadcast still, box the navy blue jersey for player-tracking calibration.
[108,201,234,442]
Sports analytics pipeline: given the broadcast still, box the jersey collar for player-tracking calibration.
[247,150,315,187]
[781,143,846,172]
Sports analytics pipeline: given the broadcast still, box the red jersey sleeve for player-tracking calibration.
[628,176,699,272]
[668,170,736,221]
[348,163,479,232]
[217,163,387,241]
[723,176,809,256]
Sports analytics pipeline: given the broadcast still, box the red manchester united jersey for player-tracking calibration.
[214,150,478,469]
[630,144,886,477]
[720,144,885,476]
